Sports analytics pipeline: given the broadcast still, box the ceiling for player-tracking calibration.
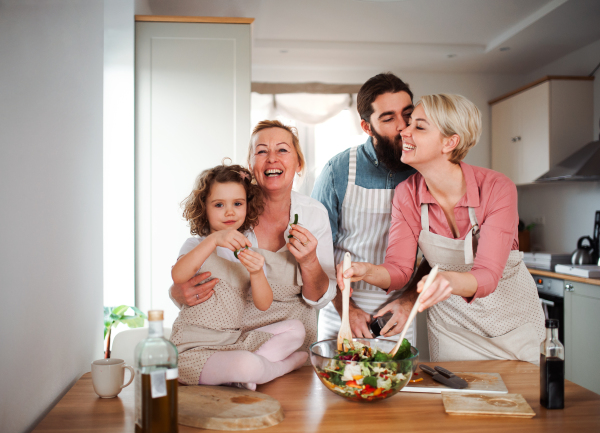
[141,0,600,75]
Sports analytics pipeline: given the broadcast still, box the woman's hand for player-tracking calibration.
[170,272,219,307]
[237,249,265,275]
[336,261,370,292]
[209,228,251,252]
[416,272,453,312]
[287,224,318,265]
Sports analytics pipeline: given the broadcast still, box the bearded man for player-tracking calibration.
[312,72,424,344]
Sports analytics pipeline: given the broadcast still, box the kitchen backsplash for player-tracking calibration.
[517,182,600,254]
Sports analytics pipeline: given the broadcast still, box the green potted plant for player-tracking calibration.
[104,305,147,358]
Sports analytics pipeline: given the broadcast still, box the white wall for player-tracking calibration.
[517,38,600,253]
[104,0,135,307]
[0,1,104,432]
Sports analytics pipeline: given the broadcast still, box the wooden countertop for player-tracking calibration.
[527,267,600,286]
[34,361,600,432]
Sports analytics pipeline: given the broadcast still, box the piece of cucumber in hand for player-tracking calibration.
[288,214,299,238]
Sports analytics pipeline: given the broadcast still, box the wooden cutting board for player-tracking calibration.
[401,371,508,394]
[178,385,284,431]
[442,392,536,418]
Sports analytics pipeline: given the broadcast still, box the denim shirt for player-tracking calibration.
[311,137,416,243]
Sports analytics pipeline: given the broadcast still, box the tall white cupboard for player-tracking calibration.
[135,17,252,324]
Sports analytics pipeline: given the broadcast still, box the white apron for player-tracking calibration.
[318,146,416,345]
[419,203,545,363]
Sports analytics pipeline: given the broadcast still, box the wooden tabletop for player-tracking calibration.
[34,361,600,432]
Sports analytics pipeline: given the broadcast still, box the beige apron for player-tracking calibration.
[241,247,317,363]
[419,204,545,363]
[171,248,315,385]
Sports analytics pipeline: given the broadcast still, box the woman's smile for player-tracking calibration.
[264,168,284,177]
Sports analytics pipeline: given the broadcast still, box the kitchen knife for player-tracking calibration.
[434,366,468,389]
[419,365,468,389]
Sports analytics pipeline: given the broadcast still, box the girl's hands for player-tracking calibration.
[287,224,318,265]
[336,261,370,292]
[210,228,251,252]
[237,249,265,275]
[416,272,452,312]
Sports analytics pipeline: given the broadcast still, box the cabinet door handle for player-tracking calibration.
[565,284,574,292]
[511,136,522,142]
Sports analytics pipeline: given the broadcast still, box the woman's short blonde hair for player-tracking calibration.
[418,94,482,164]
[247,120,306,177]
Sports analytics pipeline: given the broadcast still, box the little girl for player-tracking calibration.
[169,162,308,389]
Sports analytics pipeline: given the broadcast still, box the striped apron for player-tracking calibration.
[317,146,416,345]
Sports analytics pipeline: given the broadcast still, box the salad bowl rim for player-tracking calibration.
[309,338,419,362]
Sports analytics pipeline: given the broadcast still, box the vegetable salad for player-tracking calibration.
[315,339,413,402]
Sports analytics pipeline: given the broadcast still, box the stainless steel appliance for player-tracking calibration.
[534,276,565,344]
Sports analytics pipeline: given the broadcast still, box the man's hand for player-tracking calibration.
[332,287,373,338]
[374,295,416,337]
[170,271,219,307]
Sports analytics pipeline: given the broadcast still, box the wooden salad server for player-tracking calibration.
[337,252,354,351]
[389,265,439,357]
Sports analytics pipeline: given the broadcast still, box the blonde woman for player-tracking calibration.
[338,94,545,363]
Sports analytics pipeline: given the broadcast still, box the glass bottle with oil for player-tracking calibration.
[135,310,178,433]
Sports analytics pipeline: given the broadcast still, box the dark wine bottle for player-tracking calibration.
[540,319,564,409]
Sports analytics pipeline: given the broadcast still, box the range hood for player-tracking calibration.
[535,138,600,182]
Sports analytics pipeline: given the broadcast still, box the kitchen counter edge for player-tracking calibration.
[527,267,600,286]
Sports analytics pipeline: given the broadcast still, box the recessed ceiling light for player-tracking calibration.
[447,54,457,58]
[499,46,510,52]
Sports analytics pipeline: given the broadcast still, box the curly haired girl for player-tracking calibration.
[170,161,308,389]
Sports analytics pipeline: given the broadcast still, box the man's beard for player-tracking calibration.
[371,126,412,173]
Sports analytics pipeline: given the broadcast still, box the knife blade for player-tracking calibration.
[419,365,468,389]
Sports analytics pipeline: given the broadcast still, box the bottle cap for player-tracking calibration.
[545,319,559,328]
[148,310,164,321]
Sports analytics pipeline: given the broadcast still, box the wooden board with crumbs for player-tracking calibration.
[442,392,536,418]
[402,371,508,394]
[178,385,284,431]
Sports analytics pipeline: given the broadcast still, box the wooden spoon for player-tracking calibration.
[389,265,439,357]
[337,252,354,351]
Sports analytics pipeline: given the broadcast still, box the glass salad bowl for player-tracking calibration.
[310,338,419,402]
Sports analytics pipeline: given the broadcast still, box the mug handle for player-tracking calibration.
[121,364,135,389]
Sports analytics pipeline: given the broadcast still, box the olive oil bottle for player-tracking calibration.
[135,310,179,433]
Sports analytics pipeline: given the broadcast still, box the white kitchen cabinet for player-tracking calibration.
[135,18,252,324]
[564,281,600,395]
[490,77,593,185]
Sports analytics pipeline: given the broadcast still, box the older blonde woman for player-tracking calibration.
[170,120,336,384]
[338,94,545,363]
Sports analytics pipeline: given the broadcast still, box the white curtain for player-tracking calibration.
[251,92,362,133]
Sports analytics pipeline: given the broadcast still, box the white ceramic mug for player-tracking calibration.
[91,358,135,398]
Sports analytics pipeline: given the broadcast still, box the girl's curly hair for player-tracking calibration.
[181,161,264,236]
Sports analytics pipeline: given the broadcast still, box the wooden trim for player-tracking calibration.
[528,267,600,286]
[135,15,254,24]
[251,82,362,95]
[488,75,594,105]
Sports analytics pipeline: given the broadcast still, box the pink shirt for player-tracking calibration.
[382,162,519,301]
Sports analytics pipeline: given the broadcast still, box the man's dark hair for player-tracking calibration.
[357,73,413,122]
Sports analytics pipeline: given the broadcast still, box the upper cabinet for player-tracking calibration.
[490,77,594,185]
